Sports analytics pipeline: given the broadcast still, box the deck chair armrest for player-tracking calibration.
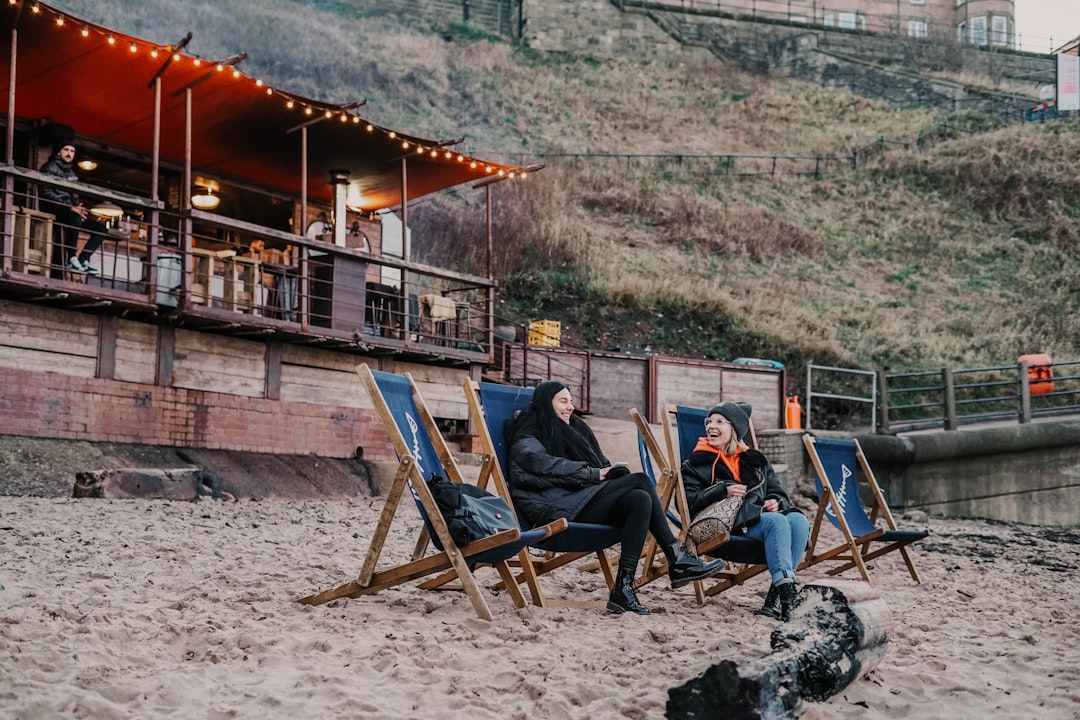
[691,530,731,557]
[534,517,569,540]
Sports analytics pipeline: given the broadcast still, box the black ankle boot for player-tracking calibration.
[607,569,649,615]
[666,541,727,590]
[776,581,800,622]
[754,584,783,620]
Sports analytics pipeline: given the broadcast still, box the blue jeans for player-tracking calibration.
[742,511,810,585]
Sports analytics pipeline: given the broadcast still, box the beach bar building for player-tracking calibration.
[0,1,530,459]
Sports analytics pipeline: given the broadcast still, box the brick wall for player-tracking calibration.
[0,365,393,460]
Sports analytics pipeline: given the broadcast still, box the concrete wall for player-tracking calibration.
[859,421,1080,527]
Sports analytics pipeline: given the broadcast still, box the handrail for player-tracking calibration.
[807,360,1080,433]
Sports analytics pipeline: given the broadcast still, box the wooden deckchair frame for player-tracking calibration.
[802,434,924,585]
[462,378,619,601]
[297,365,565,620]
[631,404,771,603]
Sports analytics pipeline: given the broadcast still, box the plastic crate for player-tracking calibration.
[528,320,561,347]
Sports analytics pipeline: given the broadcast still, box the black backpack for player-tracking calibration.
[426,474,517,547]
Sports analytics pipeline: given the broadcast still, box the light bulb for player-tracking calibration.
[81,25,89,37]
[129,42,137,53]
[107,34,115,45]
[402,141,409,150]
[55,15,64,26]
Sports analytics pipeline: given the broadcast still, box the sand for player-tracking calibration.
[2,496,1079,719]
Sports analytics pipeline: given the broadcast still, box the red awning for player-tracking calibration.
[1,2,522,209]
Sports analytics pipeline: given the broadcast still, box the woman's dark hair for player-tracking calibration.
[505,381,603,466]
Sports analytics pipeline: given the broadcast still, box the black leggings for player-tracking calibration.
[575,472,676,575]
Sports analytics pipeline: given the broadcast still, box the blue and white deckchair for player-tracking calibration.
[298,365,567,620]
[631,404,772,602]
[462,379,623,602]
[802,435,926,584]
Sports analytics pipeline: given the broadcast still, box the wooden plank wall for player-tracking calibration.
[0,300,98,376]
[589,354,648,420]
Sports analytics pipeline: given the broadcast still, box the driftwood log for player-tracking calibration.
[667,580,893,720]
[73,468,231,501]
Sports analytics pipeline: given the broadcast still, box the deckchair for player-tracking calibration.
[462,379,623,601]
[298,365,567,620]
[802,434,927,585]
[631,405,771,600]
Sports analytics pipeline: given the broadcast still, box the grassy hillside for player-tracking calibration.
[51,0,1080,375]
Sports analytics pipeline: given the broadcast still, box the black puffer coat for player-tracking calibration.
[681,445,799,534]
[506,415,609,526]
[39,155,80,209]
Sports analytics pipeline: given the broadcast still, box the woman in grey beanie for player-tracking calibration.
[681,401,810,620]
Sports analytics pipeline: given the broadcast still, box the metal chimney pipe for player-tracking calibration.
[328,169,350,247]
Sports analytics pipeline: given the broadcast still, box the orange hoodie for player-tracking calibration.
[690,438,743,485]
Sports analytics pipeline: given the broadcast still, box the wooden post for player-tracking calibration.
[667,580,892,719]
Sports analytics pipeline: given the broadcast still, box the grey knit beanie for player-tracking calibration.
[706,401,752,439]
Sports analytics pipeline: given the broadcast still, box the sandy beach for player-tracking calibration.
[2,496,1079,719]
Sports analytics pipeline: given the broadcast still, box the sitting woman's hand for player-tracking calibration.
[726,483,747,499]
[762,498,780,513]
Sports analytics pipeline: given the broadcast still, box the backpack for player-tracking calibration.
[426,474,518,547]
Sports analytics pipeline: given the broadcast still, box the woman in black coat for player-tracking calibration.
[681,402,810,621]
[506,381,724,615]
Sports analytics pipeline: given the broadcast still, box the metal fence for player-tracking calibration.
[806,359,1080,433]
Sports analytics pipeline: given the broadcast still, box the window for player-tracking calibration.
[955,0,965,6]
[790,14,808,23]
[910,0,925,5]
[823,13,834,26]
[991,15,1008,46]
[908,20,928,38]
[838,12,857,30]
[970,15,987,45]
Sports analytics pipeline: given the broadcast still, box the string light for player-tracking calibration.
[388,132,396,139]
[339,113,347,122]
[365,124,374,132]
[286,100,295,109]
[81,25,89,37]
[150,47,158,58]
[129,42,137,53]
[401,141,409,150]
[416,146,424,154]
[324,110,332,119]
[255,79,263,87]
[193,58,201,67]
[55,15,64,26]
[31,3,40,13]
[304,107,313,116]
[215,63,224,72]
[265,87,273,95]
[107,34,115,45]
[232,69,240,78]
[172,52,180,61]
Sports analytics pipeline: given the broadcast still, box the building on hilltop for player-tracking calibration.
[643,0,1017,48]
